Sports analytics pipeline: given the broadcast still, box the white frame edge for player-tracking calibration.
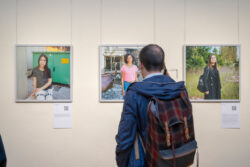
[183,44,241,103]
[99,44,146,103]
[15,44,73,103]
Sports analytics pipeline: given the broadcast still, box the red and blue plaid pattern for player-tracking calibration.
[146,91,195,167]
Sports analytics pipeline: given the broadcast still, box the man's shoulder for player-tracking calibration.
[125,82,142,97]
[126,81,142,91]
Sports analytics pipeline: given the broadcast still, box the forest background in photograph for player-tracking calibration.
[185,46,240,100]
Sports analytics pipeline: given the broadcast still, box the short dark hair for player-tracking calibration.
[124,54,135,64]
[139,44,165,71]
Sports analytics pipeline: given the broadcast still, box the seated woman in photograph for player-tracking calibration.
[121,54,138,96]
[203,54,221,99]
[30,54,53,100]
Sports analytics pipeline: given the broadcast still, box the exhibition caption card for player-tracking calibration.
[54,103,72,129]
[221,103,240,129]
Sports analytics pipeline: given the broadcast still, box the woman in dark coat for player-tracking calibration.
[203,54,221,99]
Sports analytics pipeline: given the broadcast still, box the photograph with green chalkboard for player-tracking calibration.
[184,45,240,102]
[15,45,72,102]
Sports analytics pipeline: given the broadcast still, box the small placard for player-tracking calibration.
[221,103,240,129]
[54,103,72,129]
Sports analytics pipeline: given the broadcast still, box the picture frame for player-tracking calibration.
[99,45,144,102]
[15,44,72,103]
[184,44,241,103]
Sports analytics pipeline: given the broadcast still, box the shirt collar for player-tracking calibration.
[143,72,163,80]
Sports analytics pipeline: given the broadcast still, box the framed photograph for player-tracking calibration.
[184,45,240,102]
[15,45,72,102]
[99,45,144,102]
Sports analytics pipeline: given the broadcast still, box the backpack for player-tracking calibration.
[145,90,198,167]
[197,66,209,93]
[197,74,206,93]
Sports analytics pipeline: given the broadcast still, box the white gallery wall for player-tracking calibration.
[0,0,250,166]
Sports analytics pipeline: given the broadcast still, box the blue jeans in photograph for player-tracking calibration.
[123,81,133,99]
[124,81,132,92]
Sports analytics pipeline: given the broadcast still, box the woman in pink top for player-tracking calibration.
[121,54,138,96]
